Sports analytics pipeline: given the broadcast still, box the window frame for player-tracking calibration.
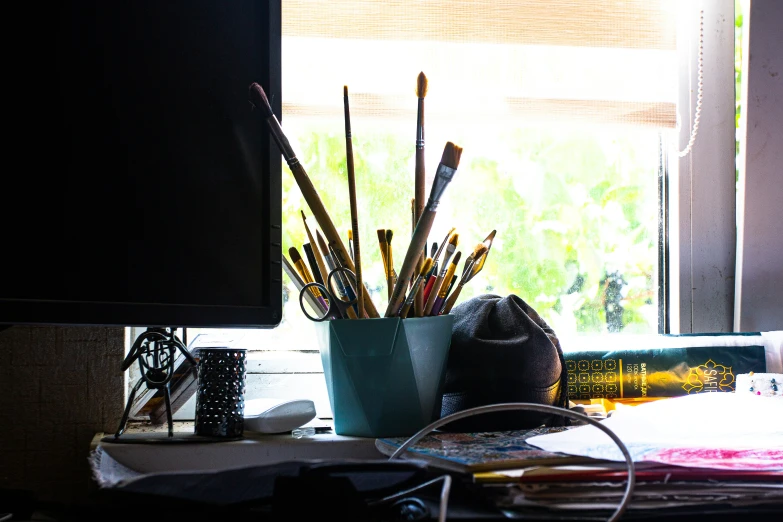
[668,0,737,334]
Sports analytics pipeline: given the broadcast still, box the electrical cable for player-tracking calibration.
[368,475,452,522]
[678,9,705,158]
[388,402,636,522]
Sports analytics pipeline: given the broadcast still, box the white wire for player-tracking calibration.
[678,9,705,158]
[388,402,636,522]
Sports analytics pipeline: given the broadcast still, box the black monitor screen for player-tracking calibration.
[0,1,282,328]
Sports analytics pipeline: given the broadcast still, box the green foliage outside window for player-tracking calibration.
[280,124,659,336]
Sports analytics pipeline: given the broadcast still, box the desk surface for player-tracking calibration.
[93,420,383,474]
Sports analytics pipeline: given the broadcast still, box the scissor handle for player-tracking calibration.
[299,282,333,322]
[327,267,358,305]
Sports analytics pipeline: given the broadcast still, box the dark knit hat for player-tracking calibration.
[439,294,568,432]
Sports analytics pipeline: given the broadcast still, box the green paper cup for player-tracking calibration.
[316,315,454,438]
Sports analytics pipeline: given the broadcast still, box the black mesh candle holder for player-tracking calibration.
[194,348,247,438]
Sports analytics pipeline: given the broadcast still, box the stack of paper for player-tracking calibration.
[482,393,783,515]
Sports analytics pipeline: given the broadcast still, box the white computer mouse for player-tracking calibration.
[243,398,317,433]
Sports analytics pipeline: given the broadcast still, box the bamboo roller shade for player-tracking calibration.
[282,0,677,128]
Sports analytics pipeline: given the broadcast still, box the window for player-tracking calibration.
[175,1,737,420]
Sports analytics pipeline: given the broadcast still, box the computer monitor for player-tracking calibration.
[0,0,282,328]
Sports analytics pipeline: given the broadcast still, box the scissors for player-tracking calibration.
[299,266,359,321]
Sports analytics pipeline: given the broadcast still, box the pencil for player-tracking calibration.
[249,82,379,318]
[384,142,462,317]
[344,85,364,319]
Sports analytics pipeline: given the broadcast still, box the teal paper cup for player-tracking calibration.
[316,315,454,438]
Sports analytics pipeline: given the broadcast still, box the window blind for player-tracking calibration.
[281,0,677,128]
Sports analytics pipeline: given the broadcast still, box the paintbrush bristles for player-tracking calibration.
[416,72,428,98]
[451,251,462,266]
[472,244,488,260]
[419,257,434,277]
[248,82,274,117]
[288,246,302,264]
[440,142,463,170]
[449,233,459,246]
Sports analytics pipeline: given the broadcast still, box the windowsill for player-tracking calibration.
[92,420,384,475]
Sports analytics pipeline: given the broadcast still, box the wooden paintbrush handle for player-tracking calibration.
[384,209,436,317]
[440,284,463,315]
[415,148,426,223]
[288,161,378,318]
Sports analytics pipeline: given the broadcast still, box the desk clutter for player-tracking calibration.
[91,393,783,521]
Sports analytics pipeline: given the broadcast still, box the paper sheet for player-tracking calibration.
[526,393,783,470]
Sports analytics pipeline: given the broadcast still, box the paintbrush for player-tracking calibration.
[249,82,379,318]
[413,72,428,317]
[316,230,358,319]
[384,142,462,317]
[343,85,364,319]
[414,72,428,228]
[421,230,456,303]
[430,251,461,316]
[348,229,354,264]
[328,242,359,303]
[438,272,459,314]
[302,243,323,286]
[386,229,396,296]
[302,211,329,285]
[410,198,416,236]
[377,228,392,303]
[397,257,433,318]
[289,246,330,314]
[424,233,459,315]
[440,241,490,315]
[377,229,389,277]
[283,255,323,318]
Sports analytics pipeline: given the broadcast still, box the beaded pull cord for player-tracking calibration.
[737,372,783,397]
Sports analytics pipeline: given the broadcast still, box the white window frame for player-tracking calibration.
[669,0,737,334]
